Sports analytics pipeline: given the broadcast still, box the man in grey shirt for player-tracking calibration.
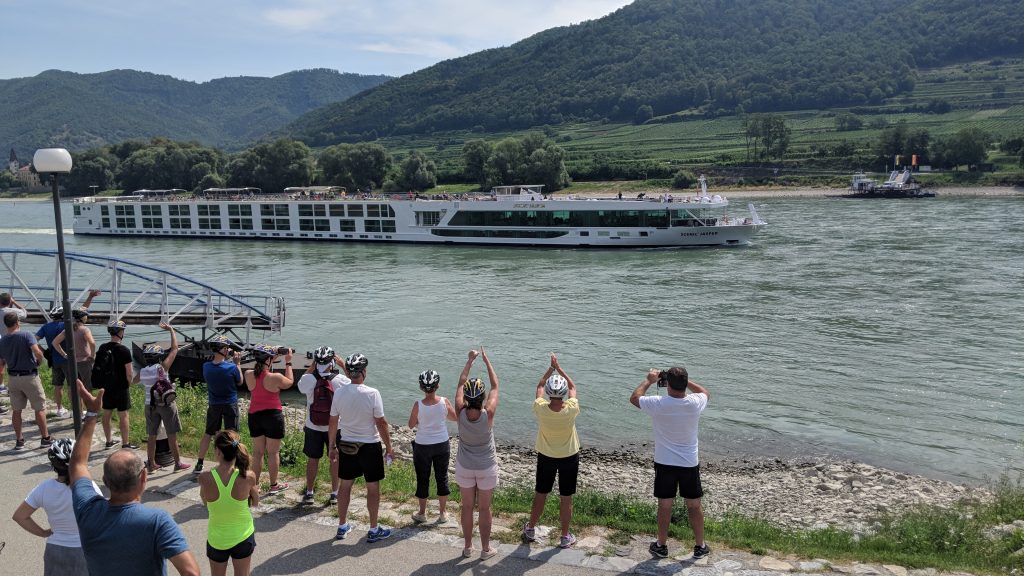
[0,311,52,449]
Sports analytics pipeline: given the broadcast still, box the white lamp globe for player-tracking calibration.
[33,148,73,173]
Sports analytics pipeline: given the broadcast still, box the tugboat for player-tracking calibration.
[843,169,936,198]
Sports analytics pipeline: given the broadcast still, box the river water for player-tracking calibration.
[1,196,1021,483]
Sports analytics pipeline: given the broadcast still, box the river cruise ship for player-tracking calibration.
[72,181,766,248]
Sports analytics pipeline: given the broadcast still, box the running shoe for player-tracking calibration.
[0,384,8,394]
[57,408,70,417]
[692,544,711,559]
[0,405,8,414]
[302,491,315,504]
[14,438,25,450]
[411,512,427,523]
[559,533,577,549]
[192,461,204,474]
[328,492,338,506]
[480,548,498,560]
[146,462,163,473]
[335,523,352,540]
[104,440,117,449]
[437,513,449,524]
[268,482,289,495]
[121,442,140,450]
[522,523,536,542]
[40,436,53,448]
[173,462,191,472]
[649,541,669,558]
[366,526,391,543]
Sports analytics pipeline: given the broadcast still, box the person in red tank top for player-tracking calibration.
[244,344,294,495]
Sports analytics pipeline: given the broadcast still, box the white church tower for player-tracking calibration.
[8,148,17,174]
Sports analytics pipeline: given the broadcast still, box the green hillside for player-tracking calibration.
[286,0,1023,145]
[0,69,391,157]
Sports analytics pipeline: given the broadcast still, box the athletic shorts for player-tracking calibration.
[9,374,46,411]
[303,427,330,459]
[205,403,239,435]
[145,404,182,436]
[653,462,703,500]
[248,409,284,440]
[101,386,131,412]
[535,452,580,496]
[76,360,93,390]
[455,461,499,491]
[207,532,256,563]
[336,437,385,483]
[51,363,68,388]
[43,543,88,576]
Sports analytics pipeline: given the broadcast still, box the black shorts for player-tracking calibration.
[101,387,131,412]
[207,532,256,562]
[205,404,240,436]
[248,409,285,440]
[303,427,330,459]
[336,436,385,483]
[535,452,580,496]
[653,462,703,500]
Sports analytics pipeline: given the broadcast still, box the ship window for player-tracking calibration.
[228,205,251,216]
[114,205,134,216]
[101,218,110,228]
[338,219,355,232]
[261,218,290,231]
[141,217,161,229]
[141,205,162,216]
[197,205,220,216]
[640,231,649,237]
[367,205,382,218]
[579,231,589,237]
[168,204,190,216]
[275,204,289,216]
[597,231,609,237]
[198,217,220,230]
[348,205,363,218]
[328,205,345,217]
[115,217,136,228]
[299,204,327,217]
[359,234,368,238]
[299,219,330,232]
[73,205,81,216]
[229,218,253,230]
[430,229,567,239]
[170,218,191,229]
[365,220,382,233]
[382,220,396,233]
[387,205,395,217]
[419,212,441,226]
[100,206,109,215]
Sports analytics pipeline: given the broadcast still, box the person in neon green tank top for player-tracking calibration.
[198,430,259,576]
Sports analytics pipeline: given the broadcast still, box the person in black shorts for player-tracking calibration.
[297,346,349,505]
[244,344,294,495]
[94,321,137,450]
[195,335,243,475]
[630,366,712,560]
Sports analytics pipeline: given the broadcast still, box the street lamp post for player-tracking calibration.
[33,148,82,434]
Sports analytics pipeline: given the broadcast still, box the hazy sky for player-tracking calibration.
[2,0,631,82]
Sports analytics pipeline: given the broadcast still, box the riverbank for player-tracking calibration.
[554,183,1024,199]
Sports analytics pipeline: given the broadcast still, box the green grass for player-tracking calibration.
[32,368,1024,574]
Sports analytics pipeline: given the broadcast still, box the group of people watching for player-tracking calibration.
[3,312,711,575]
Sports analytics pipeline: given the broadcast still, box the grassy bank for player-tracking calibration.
[29,367,1024,574]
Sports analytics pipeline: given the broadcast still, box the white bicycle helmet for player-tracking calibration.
[544,374,569,399]
[345,353,368,374]
[418,370,440,392]
[48,438,75,473]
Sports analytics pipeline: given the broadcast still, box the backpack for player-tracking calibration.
[309,375,334,427]
[91,345,115,388]
[150,366,177,407]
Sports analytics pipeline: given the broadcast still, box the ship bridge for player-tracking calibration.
[0,249,284,341]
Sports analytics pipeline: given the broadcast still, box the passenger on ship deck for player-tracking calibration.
[245,344,294,495]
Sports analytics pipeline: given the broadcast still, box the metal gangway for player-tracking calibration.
[0,249,285,341]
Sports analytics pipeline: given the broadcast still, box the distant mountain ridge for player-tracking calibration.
[1,68,391,156]
[285,0,1024,145]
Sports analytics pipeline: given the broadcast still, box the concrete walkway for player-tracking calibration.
[0,405,945,576]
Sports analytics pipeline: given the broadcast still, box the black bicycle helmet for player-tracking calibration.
[463,377,486,399]
[418,370,440,392]
[345,353,368,373]
[72,309,89,322]
[49,305,64,318]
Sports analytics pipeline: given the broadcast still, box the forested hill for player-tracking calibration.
[0,69,390,155]
[286,0,1023,145]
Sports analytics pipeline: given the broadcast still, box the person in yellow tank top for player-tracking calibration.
[198,430,259,576]
[522,352,580,549]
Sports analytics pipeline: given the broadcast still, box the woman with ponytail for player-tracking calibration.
[198,430,259,576]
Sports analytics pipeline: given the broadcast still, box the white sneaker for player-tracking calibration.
[57,408,70,417]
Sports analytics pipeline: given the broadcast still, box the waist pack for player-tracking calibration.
[337,440,363,456]
[150,367,177,406]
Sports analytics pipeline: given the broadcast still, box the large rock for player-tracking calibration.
[759,557,794,571]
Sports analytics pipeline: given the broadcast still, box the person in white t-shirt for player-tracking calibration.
[327,353,394,543]
[630,366,711,561]
[297,346,349,505]
[11,438,101,576]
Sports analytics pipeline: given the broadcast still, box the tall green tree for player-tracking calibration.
[389,151,437,191]
[318,143,391,190]
[462,140,493,190]
[930,128,989,171]
[226,138,313,193]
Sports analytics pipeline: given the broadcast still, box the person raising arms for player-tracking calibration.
[407,369,456,524]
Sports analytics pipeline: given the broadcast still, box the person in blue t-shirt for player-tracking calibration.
[69,380,199,576]
[35,290,101,417]
[194,335,243,475]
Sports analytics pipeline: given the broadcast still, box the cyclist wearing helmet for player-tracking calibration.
[196,334,243,475]
[523,352,580,549]
[245,343,294,495]
[454,347,500,560]
[407,368,456,524]
[90,321,137,450]
[328,353,394,543]
[136,322,190,473]
[12,438,101,576]
[296,346,349,505]
[51,308,97,392]
[35,289,101,417]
